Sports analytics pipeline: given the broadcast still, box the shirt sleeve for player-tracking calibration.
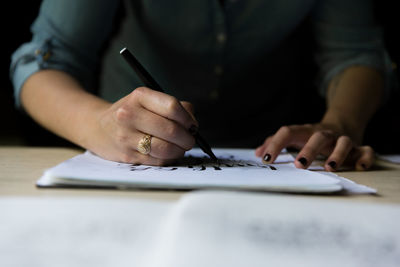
[311,0,397,102]
[9,0,120,108]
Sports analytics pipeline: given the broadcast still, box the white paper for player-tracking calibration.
[300,158,377,194]
[378,154,400,164]
[2,192,398,267]
[320,172,377,194]
[145,191,400,267]
[0,197,172,267]
[37,148,344,193]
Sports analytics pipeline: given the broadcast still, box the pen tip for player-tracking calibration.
[120,47,127,54]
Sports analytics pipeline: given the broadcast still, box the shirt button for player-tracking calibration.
[35,49,51,61]
[216,33,226,43]
[214,65,223,75]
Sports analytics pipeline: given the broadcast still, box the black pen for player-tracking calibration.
[120,47,218,161]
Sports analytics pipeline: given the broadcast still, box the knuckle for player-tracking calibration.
[130,87,147,102]
[317,130,334,139]
[115,107,130,122]
[134,86,147,95]
[313,131,325,140]
[278,125,292,136]
[165,97,181,115]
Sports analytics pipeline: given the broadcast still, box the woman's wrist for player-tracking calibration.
[320,108,366,144]
[75,97,112,152]
[21,69,113,152]
[322,66,385,145]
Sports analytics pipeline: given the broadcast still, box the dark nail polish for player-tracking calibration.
[328,161,337,170]
[263,153,271,162]
[189,125,198,135]
[298,157,307,167]
[361,163,367,170]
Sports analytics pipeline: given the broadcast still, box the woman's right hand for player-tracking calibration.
[90,87,198,165]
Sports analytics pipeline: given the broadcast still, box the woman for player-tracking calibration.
[10,0,394,170]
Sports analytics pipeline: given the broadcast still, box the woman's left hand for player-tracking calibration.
[255,123,374,171]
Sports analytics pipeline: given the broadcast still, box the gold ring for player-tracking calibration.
[137,134,152,155]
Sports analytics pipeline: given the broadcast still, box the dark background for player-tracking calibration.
[1,1,399,152]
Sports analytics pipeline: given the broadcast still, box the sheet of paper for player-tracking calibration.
[2,192,398,267]
[321,172,377,194]
[37,148,343,193]
[145,191,400,267]
[0,197,172,267]
[297,157,377,194]
[378,154,400,164]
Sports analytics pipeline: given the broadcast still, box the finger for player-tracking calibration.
[355,146,375,171]
[137,133,186,160]
[255,136,272,158]
[324,135,353,171]
[133,87,198,131]
[295,131,335,169]
[117,148,177,166]
[141,155,177,166]
[181,101,198,128]
[115,106,195,150]
[261,126,310,163]
[181,101,195,116]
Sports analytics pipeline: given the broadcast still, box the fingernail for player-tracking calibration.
[298,157,307,167]
[328,161,337,170]
[361,163,367,170]
[263,153,271,162]
[189,125,198,135]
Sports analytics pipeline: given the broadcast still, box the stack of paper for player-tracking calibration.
[37,148,375,194]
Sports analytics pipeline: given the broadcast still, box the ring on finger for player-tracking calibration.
[137,134,152,155]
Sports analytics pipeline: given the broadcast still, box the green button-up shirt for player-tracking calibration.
[10,0,394,146]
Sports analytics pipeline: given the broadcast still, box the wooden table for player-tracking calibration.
[1,147,400,204]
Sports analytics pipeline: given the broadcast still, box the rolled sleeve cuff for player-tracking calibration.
[10,43,41,109]
[318,52,395,103]
[10,38,96,110]
[314,22,397,103]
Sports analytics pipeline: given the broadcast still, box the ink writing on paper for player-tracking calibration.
[128,154,278,172]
